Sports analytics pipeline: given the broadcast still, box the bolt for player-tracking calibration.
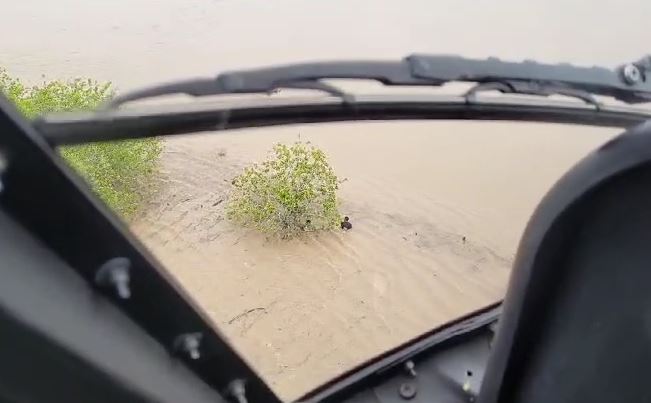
[111,268,130,299]
[404,360,417,377]
[621,63,642,85]
[95,257,131,299]
[174,333,203,360]
[399,382,417,400]
[227,379,248,403]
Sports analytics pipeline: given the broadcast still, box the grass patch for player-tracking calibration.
[0,68,162,219]
[227,142,341,238]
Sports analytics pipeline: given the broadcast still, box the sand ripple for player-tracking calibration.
[130,121,615,400]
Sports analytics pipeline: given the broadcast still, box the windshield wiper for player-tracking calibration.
[106,61,430,107]
[107,54,651,108]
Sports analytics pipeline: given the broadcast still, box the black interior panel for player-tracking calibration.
[480,121,651,403]
[0,210,224,403]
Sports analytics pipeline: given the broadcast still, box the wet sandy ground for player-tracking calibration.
[3,0,646,398]
[130,121,616,399]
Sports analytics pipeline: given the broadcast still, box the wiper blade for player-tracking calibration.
[38,95,651,146]
[107,54,651,108]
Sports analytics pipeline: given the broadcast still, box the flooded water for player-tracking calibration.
[2,0,649,400]
[129,122,616,399]
[4,0,650,89]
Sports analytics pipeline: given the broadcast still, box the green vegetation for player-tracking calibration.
[0,68,161,218]
[227,142,341,238]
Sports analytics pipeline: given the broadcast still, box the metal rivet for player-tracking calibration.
[174,333,203,360]
[404,360,417,377]
[95,257,131,299]
[399,382,417,400]
[622,63,642,85]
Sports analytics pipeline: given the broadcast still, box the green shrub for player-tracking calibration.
[0,68,161,218]
[227,142,341,238]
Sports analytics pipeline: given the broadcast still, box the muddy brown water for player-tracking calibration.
[129,123,616,398]
[3,0,648,399]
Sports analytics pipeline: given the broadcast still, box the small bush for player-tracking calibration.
[0,68,162,218]
[227,142,341,238]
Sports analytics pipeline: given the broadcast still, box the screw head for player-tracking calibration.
[622,63,642,85]
[174,333,203,360]
[95,257,131,299]
[227,379,248,403]
[399,382,417,400]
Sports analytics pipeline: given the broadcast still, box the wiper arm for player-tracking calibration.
[463,81,602,108]
[411,54,651,105]
[107,54,651,108]
[107,61,434,107]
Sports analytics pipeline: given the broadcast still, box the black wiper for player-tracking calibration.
[412,54,651,106]
[107,54,651,108]
[106,61,431,107]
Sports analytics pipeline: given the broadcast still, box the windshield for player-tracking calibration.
[2,0,649,400]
